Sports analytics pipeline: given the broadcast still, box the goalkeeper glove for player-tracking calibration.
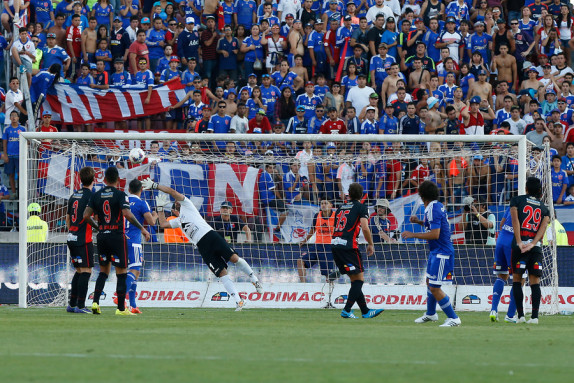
[155,193,171,212]
[141,177,158,190]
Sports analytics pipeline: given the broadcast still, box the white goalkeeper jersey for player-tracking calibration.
[168,197,213,246]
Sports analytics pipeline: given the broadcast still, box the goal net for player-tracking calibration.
[17,132,558,314]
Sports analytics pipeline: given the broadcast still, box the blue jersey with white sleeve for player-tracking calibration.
[424,200,454,255]
[126,194,151,244]
[133,69,154,88]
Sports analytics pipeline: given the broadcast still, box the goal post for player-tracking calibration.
[17,132,558,314]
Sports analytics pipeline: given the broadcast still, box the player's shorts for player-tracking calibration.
[4,156,19,175]
[426,251,454,286]
[96,232,128,268]
[67,241,94,268]
[511,246,543,278]
[300,244,332,276]
[127,241,143,269]
[197,230,236,277]
[332,246,363,275]
[493,240,512,275]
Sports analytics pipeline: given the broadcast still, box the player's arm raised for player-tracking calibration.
[142,177,185,201]
[154,193,172,229]
[123,207,151,241]
[360,217,374,256]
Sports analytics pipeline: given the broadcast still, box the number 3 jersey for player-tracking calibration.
[67,187,93,246]
[168,197,213,246]
[332,200,369,249]
[88,186,130,234]
[509,194,550,249]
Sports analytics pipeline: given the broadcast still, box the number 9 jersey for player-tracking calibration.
[509,194,550,249]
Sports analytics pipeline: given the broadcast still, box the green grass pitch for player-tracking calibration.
[0,307,571,382]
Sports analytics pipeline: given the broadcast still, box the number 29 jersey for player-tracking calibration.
[168,197,213,246]
[509,194,549,248]
[88,186,130,234]
[331,200,369,249]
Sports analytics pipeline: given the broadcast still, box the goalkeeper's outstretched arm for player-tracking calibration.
[141,178,185,201]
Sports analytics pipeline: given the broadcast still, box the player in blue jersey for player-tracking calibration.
[490,207,518,323]
[30,64,60,106]
[402,181,461,327]
[123,179,157,314]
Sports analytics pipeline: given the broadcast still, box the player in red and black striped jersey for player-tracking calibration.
[83,167,150,315]
[331,183,383,319]
[65,166,96,314]
[510,177,550,324]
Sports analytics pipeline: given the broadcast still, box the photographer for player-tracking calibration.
[463,196,496,246]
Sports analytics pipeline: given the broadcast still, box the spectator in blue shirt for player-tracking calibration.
[146,17,166,73]
[2,111,26,197]
[216,25,239,81]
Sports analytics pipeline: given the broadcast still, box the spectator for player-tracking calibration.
[129,29,149,75]
[551,155,568,204]
[2,111,26,198]
[463,196,496,245]
[11,27,35,87]
[213,201,252,243]
[200,16,220,87]
[4,77,26,127]
[370,198,397,243]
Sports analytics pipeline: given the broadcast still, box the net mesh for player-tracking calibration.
[21,134,558,313]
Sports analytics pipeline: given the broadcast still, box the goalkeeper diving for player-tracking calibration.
[142,178,263,310]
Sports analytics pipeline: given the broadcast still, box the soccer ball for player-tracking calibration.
[129,148,146,164]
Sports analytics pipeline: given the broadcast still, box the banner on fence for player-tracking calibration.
[44,79,186,124]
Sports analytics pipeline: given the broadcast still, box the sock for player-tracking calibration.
[426,288,437,316]
[116,273,127,311]
[92,272,108,304]
[507,286,517,318]
[220,275,241,304]
[438,295,458,319]
[344,280,363,312]
[530,284,541,319]
[235,257,257,283]
[356,291,369,315]
[69,272,80,307]
[77,272,91,309]
[513,281,524,318]
[491,278,505,312]
[127,272,137,308]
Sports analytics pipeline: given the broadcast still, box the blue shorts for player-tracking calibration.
[127,241,143,269]
[300,244,333,276]
[426,250,454,286]
[493,237,512,275]
[4,156,18,175]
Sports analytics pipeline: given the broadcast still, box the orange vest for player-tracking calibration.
[315,212,335,244]
[164,216,189,243]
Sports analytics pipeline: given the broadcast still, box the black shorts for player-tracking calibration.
[96,232,128,268]
[332,246,364,275]
[511,246,543,277]
[68,242,94,268]
[197,230,236,277]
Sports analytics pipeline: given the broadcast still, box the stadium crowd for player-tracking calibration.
[2,0,574,232]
